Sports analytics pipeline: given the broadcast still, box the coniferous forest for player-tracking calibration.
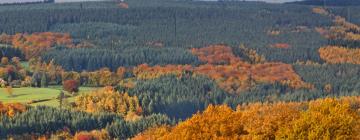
[1,0,360,139]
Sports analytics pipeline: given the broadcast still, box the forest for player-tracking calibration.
[1,0,360,139]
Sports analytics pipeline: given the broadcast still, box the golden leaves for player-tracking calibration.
[279,98,359,139]
[319,46,360,64]
[312,7,329,16]
[313,8,360,41]
[74,87,142,120]
[160,105,246,140]
[133,64,192,80]
[135,97,360,140]
[0,102,26,118]
[132,125,172,140]
[3,32,73,59]
[191,44,241,65]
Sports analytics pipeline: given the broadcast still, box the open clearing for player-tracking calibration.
[0,86,99,107]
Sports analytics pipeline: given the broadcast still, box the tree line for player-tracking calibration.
[0,106,172,139]
[42,47,200,71]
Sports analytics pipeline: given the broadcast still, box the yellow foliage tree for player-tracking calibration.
[132,125,172,140]
[74,87,142,119]
[278,98,359,139]
[135,97,360,140]
[160,105,247,140]
[319,46,360,64]
[239,102,304,139]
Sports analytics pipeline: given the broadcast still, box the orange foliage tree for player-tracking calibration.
[132,125,172,140]
[0,102,27,118]
[278,98,360,139]
[3,32,74,59]
[63,80,79,94]
[190,44,241,65]
[319,46,360,64]
[158,105,246,140]
[73,129,110,140]
[133,45,311,94]
[312,7,329,16]
[270,43,291,49]
[239,102,304,139]
[134,97,360,139]
[312,8,360,41]
[133,64,192,80]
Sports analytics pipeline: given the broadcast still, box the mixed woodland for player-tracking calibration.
[1,0,360,139]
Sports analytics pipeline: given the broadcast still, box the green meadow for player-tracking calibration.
[0,86,99,107]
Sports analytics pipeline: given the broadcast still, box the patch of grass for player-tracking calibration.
[0,86,101,107]
[30,86,100,107]
[0,87,60,104]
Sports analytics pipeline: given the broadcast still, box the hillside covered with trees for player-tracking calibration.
[1,0,360,139]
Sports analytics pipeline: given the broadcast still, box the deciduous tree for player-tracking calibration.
[63,80,79,94]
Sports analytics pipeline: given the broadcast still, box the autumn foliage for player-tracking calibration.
[190,44,241,64]
[0,102,26,117]
[312,7,329,16]
[325,16,360,41]
[319,46,360,64]
[74,129,110,140]
[132,125,172,140]
[270,43,291,49]
[74,86,142,120]
[0,32,73,59]
[63,80,79,94]
[134,45,311,94]
[312,8,360,65]
[133,64,192,80]
[312,7,360,41]
[150,105,245,140]
[134,97,360,139]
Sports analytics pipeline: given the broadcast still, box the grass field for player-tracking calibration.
[0,86,100,107]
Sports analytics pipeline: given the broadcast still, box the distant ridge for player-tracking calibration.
[288,0,360,6]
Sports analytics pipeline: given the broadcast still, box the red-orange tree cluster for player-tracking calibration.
[63,80,79,94]
[0,32,73,59]
[133,45,311,94]
[190,44,241,64]
[0,102,26,117]
[73,129,110,140]
[194,62,312,94]
[270,43,291,49]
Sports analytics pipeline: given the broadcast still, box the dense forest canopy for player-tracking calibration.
[1,0,360,139]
